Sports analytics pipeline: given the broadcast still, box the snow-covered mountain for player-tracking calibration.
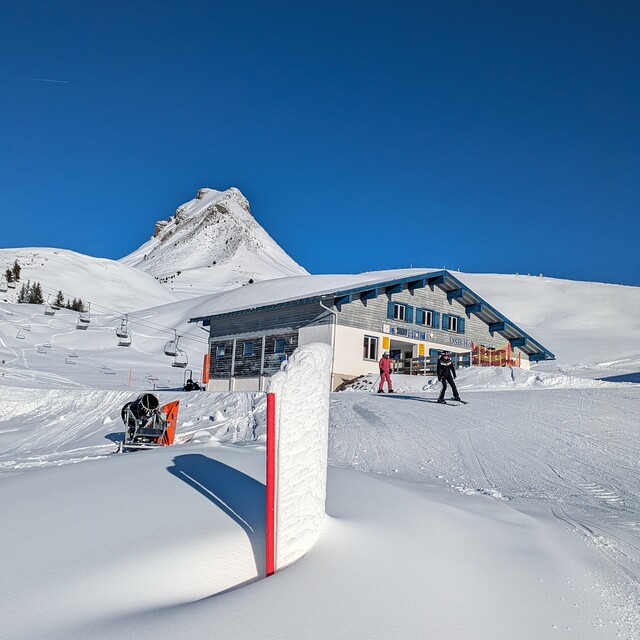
[119,187,308,297]
[0,247,179,313]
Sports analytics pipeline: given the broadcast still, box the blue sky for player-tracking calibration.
[1,1,638,285]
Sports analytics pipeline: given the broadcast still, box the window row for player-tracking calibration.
[387,301,466,334]
[215,338,287,359]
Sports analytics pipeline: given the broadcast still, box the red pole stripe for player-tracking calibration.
[266,392,276,576]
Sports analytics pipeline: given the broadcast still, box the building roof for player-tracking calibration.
[188,268,555,361]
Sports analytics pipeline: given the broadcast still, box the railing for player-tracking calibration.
[391,353,472,376]
[473,343,521,367]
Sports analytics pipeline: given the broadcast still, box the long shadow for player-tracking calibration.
[599,372,640,384]
[374,393,437,404]
[167,454,265,576]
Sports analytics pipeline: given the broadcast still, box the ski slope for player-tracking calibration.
[0,272,639,639]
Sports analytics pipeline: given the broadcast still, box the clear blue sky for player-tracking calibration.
[1,1,638,285]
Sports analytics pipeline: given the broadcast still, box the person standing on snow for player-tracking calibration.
[377,351,395,393]
[437,351,461,403]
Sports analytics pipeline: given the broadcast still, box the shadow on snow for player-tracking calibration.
[598,372,640,384]
[167,454,266,578]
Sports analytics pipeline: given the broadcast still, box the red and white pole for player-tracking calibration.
[265,392,276,576]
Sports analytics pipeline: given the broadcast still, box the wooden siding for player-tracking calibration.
[207,301,331,339]
[335,284,529,360]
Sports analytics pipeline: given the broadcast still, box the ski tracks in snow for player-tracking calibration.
[329,386,640,635]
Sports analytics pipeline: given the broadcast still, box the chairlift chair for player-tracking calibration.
[44,295,59,316]
[171,349,188,368]
[118,332,132,347]
[164,330,179,357]
[78,302,91,325]
[0,276,7,293]
[116,316,129,338]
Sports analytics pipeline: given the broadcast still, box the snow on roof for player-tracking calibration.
[188,268,442,321]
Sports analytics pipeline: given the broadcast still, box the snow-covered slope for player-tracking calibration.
[1,270,640,639]
[0,248,179,312]
[454,271,640,365]
[119,187,308,297]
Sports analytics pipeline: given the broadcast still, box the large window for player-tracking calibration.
[445,315,459,332]
[216,344,225,358]
[242,341,254,357]
[363,335,378,360]
[274,338,286,354]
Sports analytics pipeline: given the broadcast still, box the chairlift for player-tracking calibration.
[0,276,7,293]
[118,332,132,347]
[76,317,88,330]
[42,341,52,349]
[23,325,31,331]
[44,294,59,316]
[7,280,16,289]
[37,347,46,354]
[116,315,132,346]
[116,316,129,338]
[171,349,188,368]
[164,330,179,357]
[78,302,91,325]
[16,331,25,340]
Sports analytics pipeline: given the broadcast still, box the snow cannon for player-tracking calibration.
[118,393,179,453]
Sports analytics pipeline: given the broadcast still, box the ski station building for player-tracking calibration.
[188,269,555,391]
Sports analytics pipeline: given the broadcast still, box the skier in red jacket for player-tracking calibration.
[377,352,395,393]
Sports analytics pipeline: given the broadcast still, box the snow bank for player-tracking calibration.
[342,364,634,395]
[267,343,332,569]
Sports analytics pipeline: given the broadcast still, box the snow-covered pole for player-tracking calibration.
[266,343,332,571]
[265,392,276,576]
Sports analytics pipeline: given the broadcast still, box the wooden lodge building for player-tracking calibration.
[188,269,555,391]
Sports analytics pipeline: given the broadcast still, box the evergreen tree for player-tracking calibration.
[12,260,21,281]
[55,290,65,307]
[30,282,44,304]
[5,269,13,284]
[18,283,28,303]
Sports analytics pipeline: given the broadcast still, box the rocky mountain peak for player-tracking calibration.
[120,187,307,298]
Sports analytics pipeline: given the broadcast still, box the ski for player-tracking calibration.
[449,398,468,404]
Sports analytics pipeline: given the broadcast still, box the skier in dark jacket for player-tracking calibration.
[437,351,461,403]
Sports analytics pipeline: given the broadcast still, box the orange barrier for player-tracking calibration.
[161,400,180,446]
[202,353,210,384]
